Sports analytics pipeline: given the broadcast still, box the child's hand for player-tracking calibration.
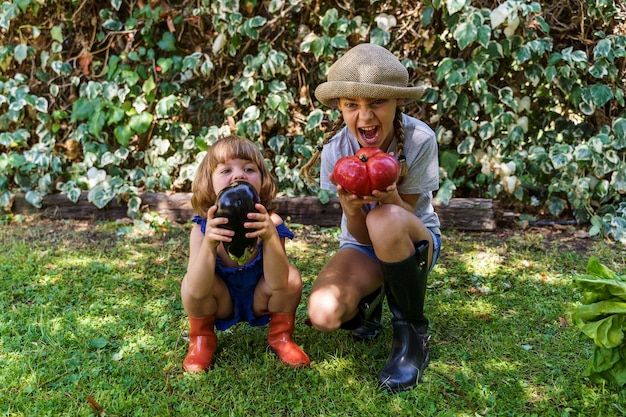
[204,205,235,250]
[243,203,278,242]
[369,183,399,204]
[335,183,371,216]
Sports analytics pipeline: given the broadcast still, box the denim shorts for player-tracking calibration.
[340,229,441,272]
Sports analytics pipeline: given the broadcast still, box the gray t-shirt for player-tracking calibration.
[320,113,441,246]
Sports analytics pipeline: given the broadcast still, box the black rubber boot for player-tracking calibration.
[351,286,384,341]
[339,286,384,341]
[378,240,430,393]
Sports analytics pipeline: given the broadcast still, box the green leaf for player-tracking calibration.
[50,25,63,43]
[439,150,458,178]
[88,110,105,136]
[320,8,338,31]
[490,1,515,28]
[589,61,609,79]
[156,95,178,118]
[267,94,282,110]
[14,43,28,64]
[545,65,557,82]
[446,0,467,15]
[156,57,173,73]
[590,84,614,107]
[88,184,115,209]
[445,70,465,87]
[587,256,619,281]
[70,98,94,122]
[515,45,531,64]
[548,197,565,217]
[121,70,139,87]
[142,76,156,95]
[435,178,456,205]
[65,184,82,202]
[457,136,475,155]
[613,118,626,141]
[106,107,125,125]
[612,169,626,194]
[114,125,133,147]
[594,38,612,59]
[89,337,109,349]
[436,58,455,83]
[127,196,141,213]
[102,18,123,31]
[242,105,260,123]
[268,0,283,13]
[370,28,390,46]
[572,301,626,348]
[330,35,349,49]
[421,6,434,26]
[268,135,286,153]
[306,109,324,132]
[549,150,570,169]
[34,97,47,113]
[574,144,593,161]
[129,113,153,134]
[579,101,595,116]
[158,32,177,52]
[25,190,42,208]
[478,122,494,140]
[453,22,477,50]
[476,25,491,47]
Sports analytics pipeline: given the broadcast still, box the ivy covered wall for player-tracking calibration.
[0,0,625,241]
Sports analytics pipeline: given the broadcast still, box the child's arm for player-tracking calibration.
[372,187,420,213]
[182,206,233,298]
[244,204,290,290]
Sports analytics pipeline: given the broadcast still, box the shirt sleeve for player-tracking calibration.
[276,222,295,239]
[398,118,440,195]
[191,215,207,234]
[320,145,337,191]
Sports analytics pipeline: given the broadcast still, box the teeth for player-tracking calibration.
[359,126,377,140]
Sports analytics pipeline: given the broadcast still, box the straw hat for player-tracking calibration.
[315,43,426,108]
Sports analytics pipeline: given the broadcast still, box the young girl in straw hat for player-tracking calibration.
[182,135,309,371]
[302,43,441,392]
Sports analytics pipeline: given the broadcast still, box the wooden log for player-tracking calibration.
[273,196,342,227]
[432,198,498,231]
[9,192,497,231]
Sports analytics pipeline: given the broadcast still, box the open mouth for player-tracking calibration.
[358,126,379,144]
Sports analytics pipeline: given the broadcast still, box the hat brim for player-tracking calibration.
[315,81,426,108]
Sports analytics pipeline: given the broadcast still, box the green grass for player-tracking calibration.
[1,219,625,416]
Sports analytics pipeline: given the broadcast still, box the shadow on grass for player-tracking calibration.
[2,221,625,416]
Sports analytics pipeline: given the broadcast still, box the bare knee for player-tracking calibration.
[307,290,344,332]
[286,264,304,295]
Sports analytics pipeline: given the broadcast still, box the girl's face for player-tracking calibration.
[338,97,401,150]
[211,158,263,196]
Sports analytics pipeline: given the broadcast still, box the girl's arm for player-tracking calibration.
[245,206,290,290]
[343,188,421,244]
[340,192,371,244]
[181,206,233,298]
[364,179,419,212]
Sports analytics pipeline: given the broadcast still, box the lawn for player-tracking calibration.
[1,218,625,416]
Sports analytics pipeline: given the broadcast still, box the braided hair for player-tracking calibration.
[393,107,408,184]
[300,114,345,184]
[301,108,408,186]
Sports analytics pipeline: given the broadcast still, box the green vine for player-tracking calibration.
[0,0,625,242]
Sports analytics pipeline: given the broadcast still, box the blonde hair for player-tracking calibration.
[301,107,408,185]
[191,135,278,217]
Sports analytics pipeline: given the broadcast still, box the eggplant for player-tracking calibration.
[215,181,260,265]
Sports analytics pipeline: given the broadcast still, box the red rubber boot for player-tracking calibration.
[267,312,310,367]
[183,315,217,372]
